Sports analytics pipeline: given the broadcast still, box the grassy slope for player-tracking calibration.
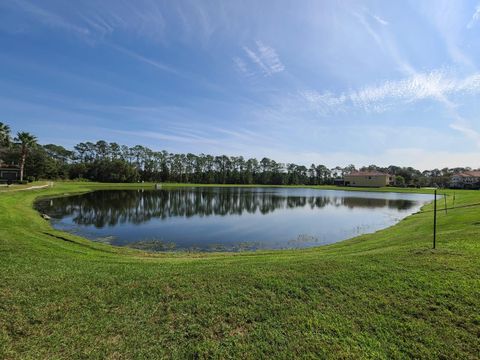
[0,182,479,359]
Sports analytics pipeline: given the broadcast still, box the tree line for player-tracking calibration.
[0,122,474,187]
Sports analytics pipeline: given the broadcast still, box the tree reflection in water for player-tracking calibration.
[36,188,417,228]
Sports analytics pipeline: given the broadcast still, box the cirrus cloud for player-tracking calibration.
[300,69,480,114]
[236,40,285,77]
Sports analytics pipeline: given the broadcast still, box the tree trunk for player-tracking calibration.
[19,148,26,181]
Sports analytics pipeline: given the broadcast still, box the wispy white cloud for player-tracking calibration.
[241,41,284,77]
[255,41,285,74]
[298,91,347,115]
[189,0,215,44]
[449,121,480,146]
[418,0,475,69]
[109,125,281,156]
[112,129,220,145]
[243,46,270,74]
[108,44,179,75]
[297,68,480,147]
[9,0,90,37]
[211,127,274,143]
[10,0,168,42]
[352,11,382,46]
[4,1,179,74]
[232,57,252,77]
[352,7,420,81]
[467,4,480,29]
[373,15,389,26]
[300,69,480,114]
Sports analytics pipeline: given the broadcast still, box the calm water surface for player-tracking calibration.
[35,187,434,251]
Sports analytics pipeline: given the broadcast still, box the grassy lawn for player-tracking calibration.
[1,182,479,359]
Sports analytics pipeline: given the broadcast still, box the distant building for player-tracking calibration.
[450,171,480,189]
[0,164,20,183]
[344,171,394,188]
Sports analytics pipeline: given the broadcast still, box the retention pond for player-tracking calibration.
[35,187,434,252]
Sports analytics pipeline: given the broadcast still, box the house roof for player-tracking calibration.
[454,171,480,178]
[345,171,390,177]
[0,164,20,170]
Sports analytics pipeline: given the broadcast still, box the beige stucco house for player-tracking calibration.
[450,171,480,189]
[344,171,394,188]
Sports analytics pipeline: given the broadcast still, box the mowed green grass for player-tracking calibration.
[1,182,479,359]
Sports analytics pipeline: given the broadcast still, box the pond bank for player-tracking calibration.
[1,182,479,359]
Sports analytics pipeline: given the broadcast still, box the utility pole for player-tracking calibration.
[433,189,437,249]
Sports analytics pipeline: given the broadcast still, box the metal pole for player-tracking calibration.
[444,193,447,215]
[433,189,437,249]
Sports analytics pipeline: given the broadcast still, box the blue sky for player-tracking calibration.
[1,0,480,170]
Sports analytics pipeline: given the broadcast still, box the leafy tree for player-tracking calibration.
[15,132,37,181]
[342,164,356,175]
[43,144,73,164]
[2,126,471,187]
[86,159,139,183]
[25,146,68,180]
[0,122,11,148]
[95,140,109,159]
[109,142,121,159]
[395,175,406,187]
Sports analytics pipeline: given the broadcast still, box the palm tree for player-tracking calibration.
[15,132,37,181]
[0,122,11,148]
